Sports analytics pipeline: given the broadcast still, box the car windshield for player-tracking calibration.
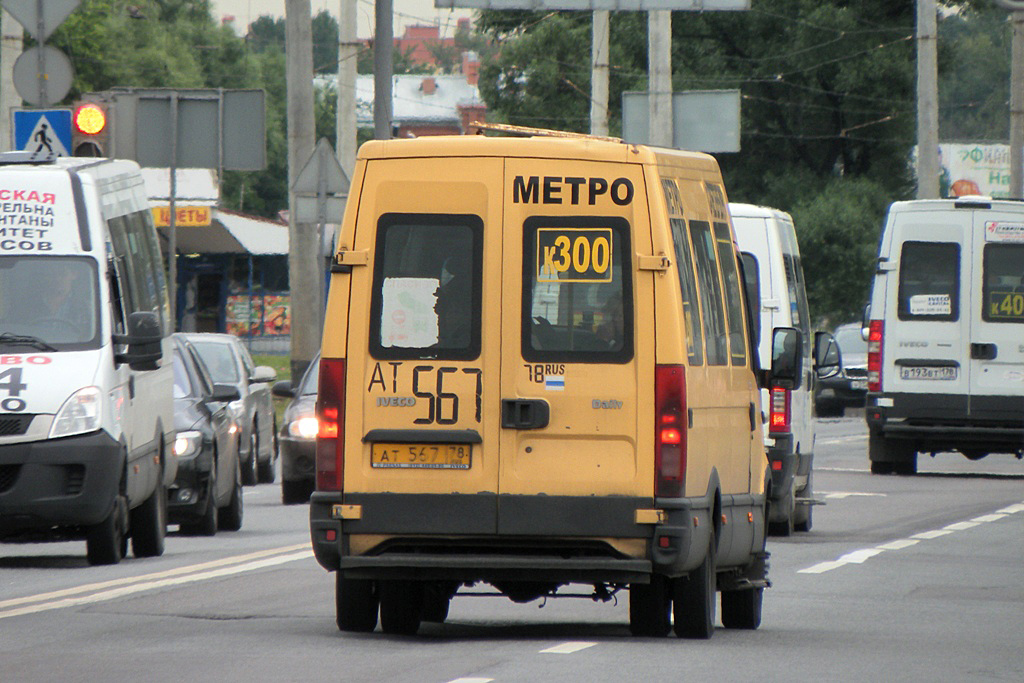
[190,340,240,383]
[835,326,867,354]
[173,349,196,398]
[0,256,101,350]
[299,357,320,396]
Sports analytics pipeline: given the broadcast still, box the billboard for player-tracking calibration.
[936,143,1017,199]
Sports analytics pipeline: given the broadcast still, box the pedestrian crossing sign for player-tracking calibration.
[12,108,72,156]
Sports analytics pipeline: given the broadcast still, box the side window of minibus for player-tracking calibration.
[107,218,137,316]
[713,221,747,366]
[664,177,704,366]
[689,220,729,366]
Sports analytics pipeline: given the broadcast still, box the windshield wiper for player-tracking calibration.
[0,333,58,352]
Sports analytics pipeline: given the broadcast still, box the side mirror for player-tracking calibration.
[814,331,841,379]
[211,383,241,402]
[113,311,163,371]
[271,379,295,399]
[861,302,871,341]
[768,327,803,390]
[251,365,277,384]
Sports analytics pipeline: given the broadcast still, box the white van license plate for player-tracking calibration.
[371,443,471,469]
[898,366,957,381]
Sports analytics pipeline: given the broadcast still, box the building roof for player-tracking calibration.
[159,209,288,256]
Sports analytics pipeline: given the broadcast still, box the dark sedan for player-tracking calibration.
[170,335,245,535]
[272,354,319,504]
[183,333,278,486]
[814,322,869,417]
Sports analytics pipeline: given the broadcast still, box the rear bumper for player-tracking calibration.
[867,392,1024,453]
[0,431,123,536]
[309,491,724,583]
[765,435,812,522]
[279,436,315,482]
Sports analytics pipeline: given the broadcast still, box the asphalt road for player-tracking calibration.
[2,415,1022,682]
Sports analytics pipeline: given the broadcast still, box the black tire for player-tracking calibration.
[673,529,716,639]
[242,431,258,486]
[336,574,379,632]
[378,580,424,636]
[257,422,276,484]
[422,583,454,624]
[869,432,917,475]
[218,462,244,531]
[768,487,795,537]
[86,495,128,566]
[794,472,813,533]
[281,478,314,505]
[130,481,167,558]
[181,480,218,537]
[628,575,671,637]
[721,588,763,629]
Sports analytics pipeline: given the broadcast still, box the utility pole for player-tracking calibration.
[916,0,939,199]
[1010,11,1024,199]
[374,0,393,139]
[648,11,672,149]
[590,11,609,137]
[286,0,318,381]
[337,0,358,178]
[0,9,22,152]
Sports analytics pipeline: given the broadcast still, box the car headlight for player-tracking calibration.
[49,386,103,438]
[174,430,203,458]
[288,415,319,440]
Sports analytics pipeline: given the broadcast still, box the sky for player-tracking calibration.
[210,0,474,40]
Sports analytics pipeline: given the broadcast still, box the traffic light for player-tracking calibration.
[72,99,111,157]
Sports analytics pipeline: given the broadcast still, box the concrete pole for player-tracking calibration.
[286,0,318,381]
[374,0,393,139]
[648,11,672,148]
[916,0,939,199]
[0,10,22,152]
[337,0,358,179]
[590,11,609,137]
[1010,12,1024,199]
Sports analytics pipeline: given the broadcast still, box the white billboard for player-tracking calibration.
[936,143,1017,199]
[435,0,748,9]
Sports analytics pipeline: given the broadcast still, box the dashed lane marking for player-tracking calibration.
[798,500,1024,574]
[540,642,597,654]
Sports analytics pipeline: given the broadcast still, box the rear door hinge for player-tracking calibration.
[638,254,670,271]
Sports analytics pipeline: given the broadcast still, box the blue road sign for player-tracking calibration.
[13,108,72,156]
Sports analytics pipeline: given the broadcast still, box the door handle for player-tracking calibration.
[970,343,997,360]
[501,399,550,430]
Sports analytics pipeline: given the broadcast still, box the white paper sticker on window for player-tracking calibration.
[380,277,439,348]
[985,221,1024,243]
[909,293,951,316]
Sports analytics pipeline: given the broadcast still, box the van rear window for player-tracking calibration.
[982,243,1024,323]
[369,214,483,360]
[522,216,633,363]
[897,242,960,322]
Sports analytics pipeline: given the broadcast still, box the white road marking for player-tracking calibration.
[798,500,1024,575]
[0,544,312,620]
[447,679,494,683]
[540,642,597,654]
[819,491,886,500]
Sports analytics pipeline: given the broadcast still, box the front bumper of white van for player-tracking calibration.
[0,430,123,537]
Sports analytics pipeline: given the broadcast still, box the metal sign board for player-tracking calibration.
[294,195,346,224]
[13,46,73,106]
[293,138,350,196]
[2,0,81,41]
[12,108,71,155]
[435,0,748,9]
[622,89,741,153]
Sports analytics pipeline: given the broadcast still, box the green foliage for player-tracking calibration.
[790,176,891,326]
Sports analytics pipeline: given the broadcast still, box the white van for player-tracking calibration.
[0,153,175,564]
[865,197,1024,473]
[730,203,816,534]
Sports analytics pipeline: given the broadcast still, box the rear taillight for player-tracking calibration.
[769,387,790,432]
[315,358,346,492]
[655,364,686,498]
[867,320,883,392]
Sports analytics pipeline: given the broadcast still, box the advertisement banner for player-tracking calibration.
[938,143,1015,198]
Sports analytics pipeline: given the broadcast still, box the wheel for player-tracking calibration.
[242,430,258,486]
[281,478,314,505]
[721,588,763,630]
[422,583,454,624]
[130,481,167,558]
[869,432,917,475]
[86,495,128,566]
[336,574,379,632]
[794,472,813,533]
[378,580,424,636]
[257,425,276,484]
[673,528,716,639]
[218,461,244,531]
[181,478,218,537]
[628,575,671,637]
